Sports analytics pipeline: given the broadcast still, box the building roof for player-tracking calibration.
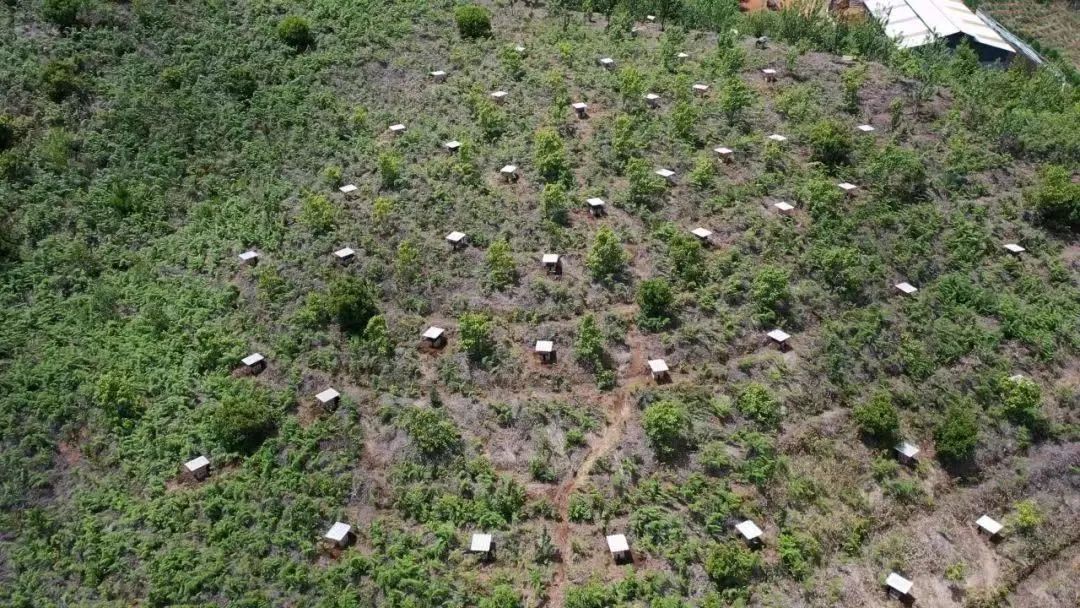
[606,534,629,553]
[648,359,669,373]
[976,515,1003,535]
[736,520,763,540]
[185,455,209,471]
[242,353,264,366]
[864,0,1013,52]
[470,533,492,552]
[325,522,351,542]
[885,571,913,595]
[423,326,445,340]
[535,340,554,353]
[895,441,920,458]
[767,329,791,343]
[316,388,340,403]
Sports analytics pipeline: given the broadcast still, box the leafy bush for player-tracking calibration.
[402,407,461,457]
[540,182,570,226]
[485,239,517,291]
[1025,165,1079,230]
[42,0,82,28]
[41,59,83,102]
[778,530,821,580]
[867,144,928,205]
[574,314,605,369]
[378,152,402,189]
[636,278,674,331]
[210,382,279,453]
[277,16,313,49]
[299,193,336,233]
[642,399,692,458]
[736,383,781,427]
[667,232,706,285]
[852,391,899,443]
[586,226,627,283]
[1009,499,1043,534]
[807,119,853,166]
[935,399,980,462]
[625,158,666,210]
[479,585,522,608]
[719,77,755,124]
[751,265,791,325]
[998,375,1046,433]
[459,312,495,363]
[328,277,379,335]
[533,128,570,184]
[705,541,758,590]
[455,5,492,39]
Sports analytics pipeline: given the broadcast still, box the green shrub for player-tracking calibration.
[402,407,461,457]
[867,144,928,205]
[459,312,495,363]
[298,193,336,233]
[1026,165,1079,230]
[41,59,83,102]
[540,182,570,226]
[719,77,755,124]
[705,541,758,590]
[479,585,522,608]
[533,128,570,184]
[736,383,781,427]
[485,239,517,291]
[277,15,313,49]
[625,157,665,209]
[586,226,627,283]
[700,441,732,475]
[751,265,791,325]
[841,63,867,113]
[378,152,402,189]
[1009,499,1043,534]
[42,0,82,28]
[327,277,379,335]
[636,278,674,331]
[455,4,492,39]
[574,314,605,369]
[778,530,821,580]
[210,381,278,453]
[852,391,899,442]
[935,399,980,462]
[807,119,853,166]
[642,399,692,458]
[998,375,1046,433]
[667,232,707,285]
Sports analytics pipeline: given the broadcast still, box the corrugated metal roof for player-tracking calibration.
[865,0,1014,52]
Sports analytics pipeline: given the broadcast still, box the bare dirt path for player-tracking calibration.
[546,328,648,607]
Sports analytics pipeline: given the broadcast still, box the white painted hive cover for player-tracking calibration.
[242,353,264,366]
[572,102,588,110]
[857,124,876,132]
[886,572,913,595]
[976,515,1003,535]
[535,340,554,353]
[895,441,920,458]
[599,57,615,66]
[1004,243,1025,253]
[677,52,689,59]
[316,388,340,403]
[714,146,733,155]
[389,123,406,133]
[895,282,918,294]
[338,184,358,194]
[774,202,795,212]
[325,522,351,542]
[444,140,461,149]
[423,326,445,340]
[762,68,777,75]
[239,250,259,261]
[470,533,492,552]
[645,93,660,101]
[500,165,518,174]
[767,329,790,343]
[542,254,560,265]
[586,197,605,208]
[446,231,466,243]
[647,359,669,373]
[185,455,209,472]
[334,247,355,259]
[768,134,788,142]
[692,83,709,92]
[655,168,675,178]
[606,534,629,553]
[735,520,763,540]
[838,182,858,191]
[490,90,508,99]
[691,227,713,239]
[430,70,447,77]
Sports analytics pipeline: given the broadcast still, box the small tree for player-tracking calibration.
[540,183,570,226]
[299,193,336,233]
[328,278,380,335]
[852,391,900,443]
[935,399,980,462]
[719,77,755,125]
[394,239,421,286]
[642,399,692,458]
[998,375,1046,433]
[574,314,605,369]
[459,312,495,363]
[277,16,313,49]
[636,278,674,331]
[668,233,706,285]
[736,383,781,427]
[533,128,570,185]
[807,119,854,166]
[586,226,628,283]
[402,407,461,457]
[626,157,665,209]
[485,239,517,291]
[841,63,868,113]
[42,0,82,28]
[455,4,492,39]
[705,541,758,591]
[671,100,699,144]
[211,381,278,454]
[868,144,928,205]
[751,265,791,325]
[1025,165,1079,230]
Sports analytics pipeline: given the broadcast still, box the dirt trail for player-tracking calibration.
[546,329,648,607]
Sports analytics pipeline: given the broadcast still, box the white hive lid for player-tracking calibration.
[444,140,461,149]
[886,572,913,595]
[693,83,709,90]
[1004,243,1025,253]
[316,388,340,403]
[446,231,466,242]
[774,202,795,211]
[976,515,1003,535]
[838,182,858,191]
[768,134,788,142]
[535,340,554,353]
[762,68,777,74]
[648,359,669,373]
[242,353,264,366]
[655,168,675,178]
[645,93,660,100]
[325,522,351,542]
[572,102,588,110]
[389,123,406,132]
[470,533,492,552]
[714,146,733,154]
[691,227,713,239]
[423,326,445,340]
[606,534,629,553]
[334,247,355,258]
[338,184,358,194]
[238,250,259,261]
[895,282,918,294]
[184,455,209,471]
[767,329,791,343]
[857,124,876,132]
[736,520,763,540]
[586,197,605,207]
[895,441,920,458]
[542,254,560,265]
